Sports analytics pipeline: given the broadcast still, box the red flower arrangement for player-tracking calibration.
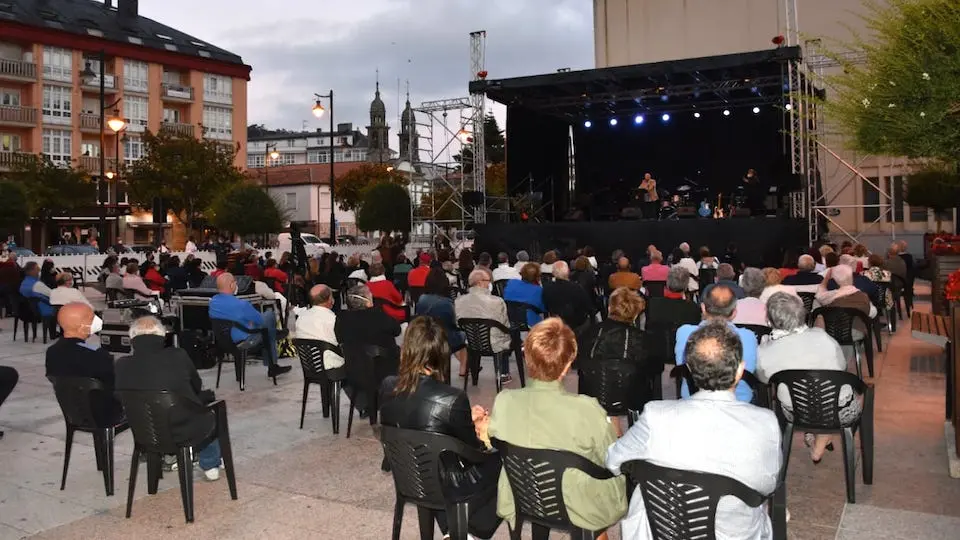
[931,235,960,255]
[947,269,960,302]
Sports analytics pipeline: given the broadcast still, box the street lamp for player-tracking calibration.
[80,51,124,250]
[312,91,335,242]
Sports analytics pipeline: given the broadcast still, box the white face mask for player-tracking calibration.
[487,283,493,292]
[233,284,239,295]
[88,315,103,335]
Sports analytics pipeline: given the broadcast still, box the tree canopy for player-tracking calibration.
[335,163,409,212]
[904,165,960,230]
[1,154,95,219]
[124,129,244,233]
[825,0,960,162]
[208,184,285,237]
[455,113,506,173]
[357,182,411,233]
[0,181,30,234]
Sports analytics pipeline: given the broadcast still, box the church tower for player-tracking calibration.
[366,73,391,164]
[399,89,419,162]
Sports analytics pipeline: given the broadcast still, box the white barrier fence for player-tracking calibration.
[20,252,218,284]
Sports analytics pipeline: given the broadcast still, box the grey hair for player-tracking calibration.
[552,260,570,280]
[797,254,815,271]
[679,242,690,254]
[717,263,735,281]
[766,292,807,331]
[838,254,857,270]
[345,284,373,310]
[129,316,165,339]
[832,264,854,286]
[666,265,689,293]
[516,250,529,262]
[468,268,491,287]
[741,268,766,298]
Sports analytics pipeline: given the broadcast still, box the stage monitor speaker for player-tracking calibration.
[677,206,697,218]
[620,207,643,220]
[462,191,485,207]
[732,208,751,218]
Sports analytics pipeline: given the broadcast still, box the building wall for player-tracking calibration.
[266,184,358,238]
[592,0,954,236]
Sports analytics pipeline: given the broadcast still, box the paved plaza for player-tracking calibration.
[0,284,958,539]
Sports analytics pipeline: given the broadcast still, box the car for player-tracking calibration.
[10,247,36,257]
[45,245,99,256]
[337,235,371,245]
[277,232,329,257]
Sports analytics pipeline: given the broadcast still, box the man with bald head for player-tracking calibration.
[673,284,759,402]
[208,273,291,379]
[293,284,344,370]
[608,256,642,291]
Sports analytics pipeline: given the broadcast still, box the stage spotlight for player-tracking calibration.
[661,113,670,122]
[584,120,592,128]
[785,103,793,111]
[752,106,761,114]
[722,109,731,116]
[634,114,644,125]
[693,112,701,118]
[609,118,618,126]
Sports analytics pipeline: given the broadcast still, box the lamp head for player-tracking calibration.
[107,110,126,133]
[312,100,325,119]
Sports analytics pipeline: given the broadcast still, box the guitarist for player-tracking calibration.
[742,168,764,216]
[636,172,659,219]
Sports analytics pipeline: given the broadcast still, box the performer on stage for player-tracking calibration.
[637,172,659,219]
[742,168,764,216]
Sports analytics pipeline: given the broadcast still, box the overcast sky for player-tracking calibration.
[139,0,594,141]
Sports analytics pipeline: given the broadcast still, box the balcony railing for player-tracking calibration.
[160,121,195,137]
[78,155,118,172]
[82,74,117,90]
[79,113,101,131]
[0,151,31,171]
[161,83,194,101]
[0,58,36,80]
[0,105,37,126]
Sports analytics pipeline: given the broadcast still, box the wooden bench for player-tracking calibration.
[911,311,955,426]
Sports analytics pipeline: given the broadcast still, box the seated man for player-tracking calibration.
[608,257,642,291]
[122,262,160,300]
[782,254,823,293]
[209,273,292,380]
[732,268,769,327]
[502,263,545,328]
[49,272,93,309]
[675,284,758,402]
[702,263,746,299]
[543,261,595,331]
[104,262,124,293]
[607,321,781,540]
[19,261,54,318]
[455,268,512,377]
[644,267,702,363]
[492,252,521,282]
[115,316,223,481]
[293,284,345,370]
[829,254,879,303]
[365,263,406,323]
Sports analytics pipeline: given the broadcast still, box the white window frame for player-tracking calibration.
[123,59,149,92]
[202,105,232,140]
[247,154,265,168]
[124,96,148,132]
[203,73,232,105]
[308,150,328,164]
[42,85,72,125]
[123,135,144,165]
[0,88,20,106]
[42,129,72,166]
[80,142,100,158]
[1,133,22,152]
[162,108,182,123]
[42,46,73,82]
[285,193,297,210]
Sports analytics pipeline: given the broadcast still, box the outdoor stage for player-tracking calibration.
[473,217,808,268]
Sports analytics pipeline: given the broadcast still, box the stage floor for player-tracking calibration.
[474,218,808,267]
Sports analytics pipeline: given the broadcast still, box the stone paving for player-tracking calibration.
[0,284,958,539]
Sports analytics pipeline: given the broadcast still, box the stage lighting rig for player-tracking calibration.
[634,115,644,124]
[609,118,618,126]
[661,113,670,122]
[584,120,592,128]
[752,106,761,114]
[722,109,731,116]
[693,112,701,118]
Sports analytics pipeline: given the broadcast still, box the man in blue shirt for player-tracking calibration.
[208,273,291,379]
[19,261,54,317]
[674,284,758,402]
[503,262,545,327]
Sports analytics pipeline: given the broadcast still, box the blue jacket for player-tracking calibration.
[503,280,545,327]
[20,275,53,317]
[209,293,264,342]
[674,321,758,402]
[415,294,466,351]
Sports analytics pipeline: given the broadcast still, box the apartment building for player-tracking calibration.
[247,124,371,169]
[0,0,250,250]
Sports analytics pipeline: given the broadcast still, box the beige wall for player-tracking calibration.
[593,0,953,236]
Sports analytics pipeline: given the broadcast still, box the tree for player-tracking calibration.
[124,129,244,235]
[825,0,960,162]
[418,185,463,224]
[0,181,30,235]
[208,184,284,237]
[335,163,409,212]
[357,182,411,233]
[2,154,95,219]
[455,113,506,173]
[486,162,507,197]
[904,166,960,231]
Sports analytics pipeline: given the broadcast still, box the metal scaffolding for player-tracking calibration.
[469,30,487,225]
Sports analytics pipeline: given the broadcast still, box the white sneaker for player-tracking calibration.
[203,467,220,481]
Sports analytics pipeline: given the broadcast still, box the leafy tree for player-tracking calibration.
[2,154,95,219]
[824,0,960,162]
[455,113,506,173]
[208,184,284,237]
[0,181,30,235]
[357,182,411,233]
[904,166,960,231]
[486,162,507,197]
[418,185,463,224]
[124,129,244,235]
[335,163,408,212]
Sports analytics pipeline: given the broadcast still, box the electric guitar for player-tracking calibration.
[713,194,725,219]
[698,200,711,218]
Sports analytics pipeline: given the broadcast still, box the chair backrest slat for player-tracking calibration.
[115,390,210,454]
[48,376,118,429]
[768,369,867,430]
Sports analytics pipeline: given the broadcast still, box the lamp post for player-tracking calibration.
[312,91,335,242]
[263,142,279,190]
[80,51,125,250]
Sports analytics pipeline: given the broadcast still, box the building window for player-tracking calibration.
[80,142,100,158]
[42,129,72,166]
[162,108,182,123]
[936,209,955,224]
[285,193,297,210]
[279,153,296,166]
[1,133,21,152]
[124,60,149,92]
[42,85,72,125]
[862,178,880,223]
[116,181,129,205]
[123,135,144,165]
[884,176,904,223]
[203,74,232,104]
[908,206,928,222]
[124,96,148,131]
[307,150,328,164]
[0,88,20,106]
[42,46,72,82]
[202,106,232,140]
[248,154,265,168]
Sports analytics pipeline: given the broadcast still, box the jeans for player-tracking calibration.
[239,310,278,366]
[197,439,221,471]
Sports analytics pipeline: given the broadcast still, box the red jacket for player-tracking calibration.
[367,278,405,322]
[244,263,263,281]
[144,268,166,292]
[406,265,430,288]
[263,267,288,292]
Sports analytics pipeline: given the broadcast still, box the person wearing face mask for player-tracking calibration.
[454,269,512,381]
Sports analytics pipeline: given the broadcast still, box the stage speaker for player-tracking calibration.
[462,190,485,207]
[620,207,643,220]
[677,206,697,218]
[732,208,751,218]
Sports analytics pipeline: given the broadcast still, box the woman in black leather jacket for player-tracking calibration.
[379,317,501,539]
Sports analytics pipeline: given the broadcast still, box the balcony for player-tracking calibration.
[0,58,36,82]
[81,74,118,93]
[0,151,31,171]
[79,113,102,133]
[78,155,118,173]
[161,83,194,102]
[160,121,195,137]
[0,105,37,127]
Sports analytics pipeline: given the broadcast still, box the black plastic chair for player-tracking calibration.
[381,426,498,540]
[620,459,779,540]
[458,318,519,393]
[871,281,897,333]
[504,300,543,384]
[769,369,874,503]
[889,274,906,320]
[408,286,426,307]
[797,292,816,316]
[210,318,275,391]
[891,274,912,317]
[491,438,616,539]
[492,280,509,298]
[9,291,36,342]
[669,364,769,408]
[116,391,238,523]
[810,307,875,379]
[341,343,396,438]
[735,323,772,345]
[48,376,128,497]
[578,359,650,424]
[293,338,346,433]
[698,267,718,288]
[373,296,410,322]
[24,296,53,343]
[643,280,666,297]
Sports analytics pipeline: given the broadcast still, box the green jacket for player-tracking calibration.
[487,379,627,531]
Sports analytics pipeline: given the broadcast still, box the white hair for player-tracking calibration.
[766,292,807,331]
[679,242,690,254]
[129,316,165,339]
[468,268,491,287]
[797,254,815,271]
[832,264,854,286]
[553,260,570,280]
[838,254,857,270]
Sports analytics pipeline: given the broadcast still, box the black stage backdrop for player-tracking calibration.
[474,218,807,269]
[505,105,570,219]
[573,109,789,211]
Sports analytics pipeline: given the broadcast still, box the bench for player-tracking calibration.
[911,311,954,420]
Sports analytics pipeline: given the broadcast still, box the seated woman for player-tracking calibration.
[416,268,468,377]
[862,254,894,312]
[757,292,858,463]
[502,263,546,328]
[380,317,502,540]
[488,318,627,538]
[758,266,800,304]
[366,262,406,323]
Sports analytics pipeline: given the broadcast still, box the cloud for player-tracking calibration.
[140,0,594,142]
